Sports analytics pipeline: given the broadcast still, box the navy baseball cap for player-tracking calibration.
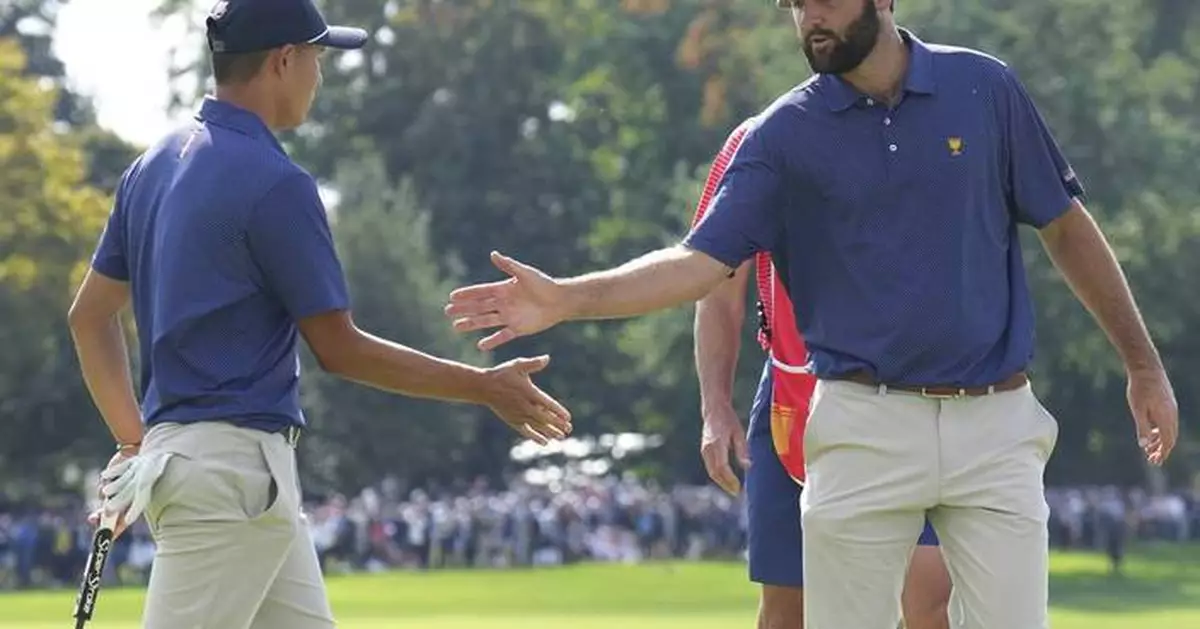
[206,0,369,54]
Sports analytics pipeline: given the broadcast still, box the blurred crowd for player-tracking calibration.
[2,476,1198,591]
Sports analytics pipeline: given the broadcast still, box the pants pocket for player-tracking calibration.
[249,440,297,524]
[144,453,191,539]
[801,381,838,462]
[1026,389,1060,464]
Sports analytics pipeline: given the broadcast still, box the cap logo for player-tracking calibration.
[211,0,229,19]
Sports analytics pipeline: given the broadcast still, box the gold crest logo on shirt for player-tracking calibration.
[948,137,964,156]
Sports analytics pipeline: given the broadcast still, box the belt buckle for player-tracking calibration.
[919,387,966,400]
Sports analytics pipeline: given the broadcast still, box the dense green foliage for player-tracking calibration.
[2,0,1198,495]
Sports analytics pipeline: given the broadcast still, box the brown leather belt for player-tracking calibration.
[832,371,1029,399]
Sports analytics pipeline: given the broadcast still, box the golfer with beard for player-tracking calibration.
[444,1,1179,628]
[693,119,952,629]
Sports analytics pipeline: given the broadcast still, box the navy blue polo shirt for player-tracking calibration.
[685,31,1084,387]
[90,97,350,431]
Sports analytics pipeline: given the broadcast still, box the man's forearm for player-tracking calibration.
[70,315,143,446]
[325,331,492,404]
[1040,203,1163,373]
[694,264,750,414]
[561,245,731,321]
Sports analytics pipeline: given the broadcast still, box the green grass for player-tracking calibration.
[2,544,1199,628]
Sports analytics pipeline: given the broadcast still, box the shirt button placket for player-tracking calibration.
[880,105,899,182]
[882,108,898,157]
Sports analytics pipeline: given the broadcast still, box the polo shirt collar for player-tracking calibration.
[196,96,286,154]
[819,28,937,112]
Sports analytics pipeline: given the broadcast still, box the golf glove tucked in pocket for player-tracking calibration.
[99,451,175,526]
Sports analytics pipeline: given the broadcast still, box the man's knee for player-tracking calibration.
[759,584,803,629]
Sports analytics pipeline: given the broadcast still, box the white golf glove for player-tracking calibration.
[99,451,174,526]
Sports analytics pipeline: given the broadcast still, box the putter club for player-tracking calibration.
[72,508,119,629]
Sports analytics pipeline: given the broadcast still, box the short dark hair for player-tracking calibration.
[211,50,271,86]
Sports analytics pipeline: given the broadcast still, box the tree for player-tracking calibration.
[147,0,1198,487]
[0,38,117,492]
[0,0,139,191]
[297,154,491,494]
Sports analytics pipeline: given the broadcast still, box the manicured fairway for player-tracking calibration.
[2,544,1198,628]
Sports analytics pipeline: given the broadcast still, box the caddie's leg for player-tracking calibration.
[927,384,1057,629]
[139,422,300,629]
[902,534,953,629]
[800,381,939,629]
[746,364,805,629]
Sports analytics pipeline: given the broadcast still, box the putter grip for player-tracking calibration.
[72,508,120,626]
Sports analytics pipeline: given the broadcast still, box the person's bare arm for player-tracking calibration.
[695,261,753,494]
[301,311,495,402]
[67,269,143,449]
[1038,201,1162,373]
[695,261,751,415]
[561,245,733,320]
[446,247,733,352]
[1038,200,1177,463]
[447,119,776,350]
[298,311,571,442]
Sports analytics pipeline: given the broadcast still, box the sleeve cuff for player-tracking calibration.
[290,295,352,321]
[91,257,130,282]
[681,234,744,274]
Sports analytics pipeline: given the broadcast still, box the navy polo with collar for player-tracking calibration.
[90,97,350,432]
[685,31,1084,387]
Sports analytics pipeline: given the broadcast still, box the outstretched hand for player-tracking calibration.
[445,252,568,351]
[480,354,573,444]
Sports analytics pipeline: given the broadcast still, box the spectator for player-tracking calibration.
[1,478,1197,591]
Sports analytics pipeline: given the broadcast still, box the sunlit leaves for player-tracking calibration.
[0,38,118,488]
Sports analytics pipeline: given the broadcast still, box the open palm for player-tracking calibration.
[445,251,567,351]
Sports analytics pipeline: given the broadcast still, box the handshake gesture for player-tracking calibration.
[445,251,568,352]
[476,354,572,445]
[443,247,718,443]
[447,251,575,442]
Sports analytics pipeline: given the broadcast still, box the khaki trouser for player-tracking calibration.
[139,421,334,629]
[800,380,1058,629]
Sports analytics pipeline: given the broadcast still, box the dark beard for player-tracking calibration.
[802,1,881,75]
